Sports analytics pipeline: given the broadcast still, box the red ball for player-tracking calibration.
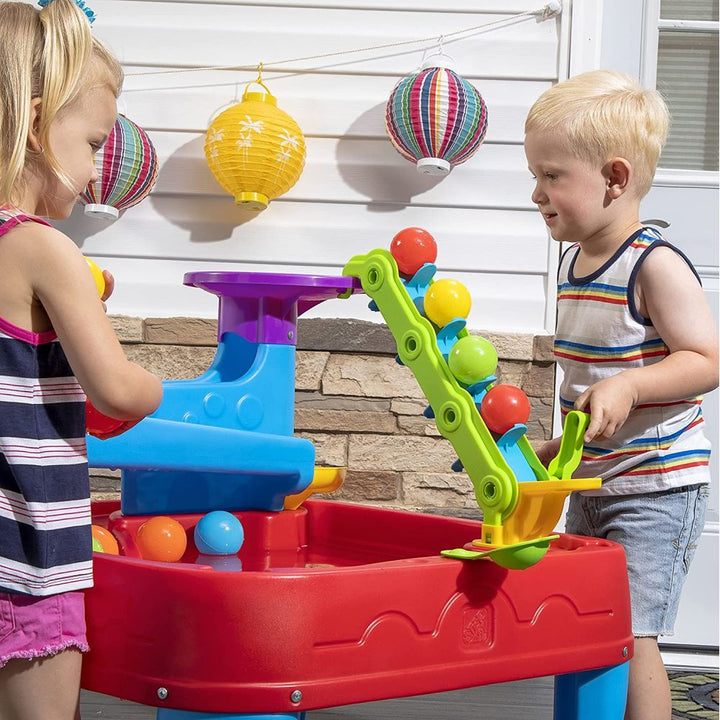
[390,227,438,275]
[480,385,531,435]
[86,399,125,437]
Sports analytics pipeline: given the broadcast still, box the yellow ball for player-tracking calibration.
[423,278,471,327]
[85,257,105,297]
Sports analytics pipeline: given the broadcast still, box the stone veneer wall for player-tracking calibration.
[92,317,556,519]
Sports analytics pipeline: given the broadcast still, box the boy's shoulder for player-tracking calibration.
[634,227,700,279]
[638,241,700,280]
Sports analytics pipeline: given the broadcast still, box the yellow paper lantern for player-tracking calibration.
[204,78,306,211]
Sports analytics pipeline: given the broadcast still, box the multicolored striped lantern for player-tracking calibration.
[204,80,306,212]
[81,114,159,221]
[385,63,488,175]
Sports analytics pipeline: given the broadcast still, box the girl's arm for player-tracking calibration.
[26,224,162,420]
[575,246,718,442]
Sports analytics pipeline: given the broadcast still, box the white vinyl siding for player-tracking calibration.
[46,0,564,334]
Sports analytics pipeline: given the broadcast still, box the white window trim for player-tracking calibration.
[654,168,719,188]
[640,0,661,87]
[658,19,719,31]
[641,0,719,186]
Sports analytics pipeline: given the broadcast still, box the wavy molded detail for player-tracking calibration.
[529,593,612,626]
[314,610,427,650]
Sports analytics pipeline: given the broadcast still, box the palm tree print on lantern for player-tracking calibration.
[275,129,303,175]
[206,127,225,144]
[236,116,264,162]
[239,116,264,135]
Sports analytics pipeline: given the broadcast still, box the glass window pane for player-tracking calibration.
[657,31,719,170]
[661,0,718,22]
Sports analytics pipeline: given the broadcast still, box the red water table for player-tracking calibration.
[82,270,632,720]
[84,500,631,720]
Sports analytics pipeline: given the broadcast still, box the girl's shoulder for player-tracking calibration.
[2,217,79,254]
[0,220,87,294]
[0,207,51,234]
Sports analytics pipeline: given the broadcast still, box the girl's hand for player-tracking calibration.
[100,269,114,312]
[91,418,141,440]
[86,399,141,439]
[574,374,638,443]
[101,269,114,302]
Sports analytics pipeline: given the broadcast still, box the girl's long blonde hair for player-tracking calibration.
[0,0,123,206]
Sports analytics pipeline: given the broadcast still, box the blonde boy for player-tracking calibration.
[525,70,718,720]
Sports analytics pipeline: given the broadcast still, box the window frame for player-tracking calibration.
[640,0,719,181]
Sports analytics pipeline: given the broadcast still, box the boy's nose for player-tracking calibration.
[531,183,545,205]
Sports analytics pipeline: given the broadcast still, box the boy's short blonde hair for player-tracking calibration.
[0,0,123,206]
[525,70,669,198]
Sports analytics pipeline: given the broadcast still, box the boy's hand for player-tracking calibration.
[574,374,638,443]
[536,436,562,468]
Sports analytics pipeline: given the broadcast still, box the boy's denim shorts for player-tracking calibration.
[0,590,89,668]
[566,484,709,638]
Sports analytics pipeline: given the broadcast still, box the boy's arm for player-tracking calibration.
[575,246,719,442]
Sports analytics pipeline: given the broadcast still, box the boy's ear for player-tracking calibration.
[604,157,632,198]
[26,98,43,153]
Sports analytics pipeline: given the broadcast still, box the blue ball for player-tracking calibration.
[194,511,244,555]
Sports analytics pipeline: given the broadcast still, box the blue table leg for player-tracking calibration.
[156,711,304,720]
[554,662,629,720]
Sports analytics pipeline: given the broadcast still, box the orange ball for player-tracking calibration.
[91,524,120,555]
[136,516,187,563]
[423,278,471,327]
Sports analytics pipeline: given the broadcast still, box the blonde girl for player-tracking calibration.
[0,2,162,717]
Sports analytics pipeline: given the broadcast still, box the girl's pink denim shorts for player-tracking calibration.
[0,591,89,668]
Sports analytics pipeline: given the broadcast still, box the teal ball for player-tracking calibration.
[194,511,244,556]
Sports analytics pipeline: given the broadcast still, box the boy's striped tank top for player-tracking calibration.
[555,226,711,495]
[0,207,92,595]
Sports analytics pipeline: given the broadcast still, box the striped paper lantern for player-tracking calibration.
[81,114,158,220]
[385,64,488,175]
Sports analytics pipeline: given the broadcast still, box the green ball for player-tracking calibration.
[448,335,498,385]
[92,537,104,553]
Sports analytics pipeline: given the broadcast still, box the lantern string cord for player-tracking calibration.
[124,3,560,79]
